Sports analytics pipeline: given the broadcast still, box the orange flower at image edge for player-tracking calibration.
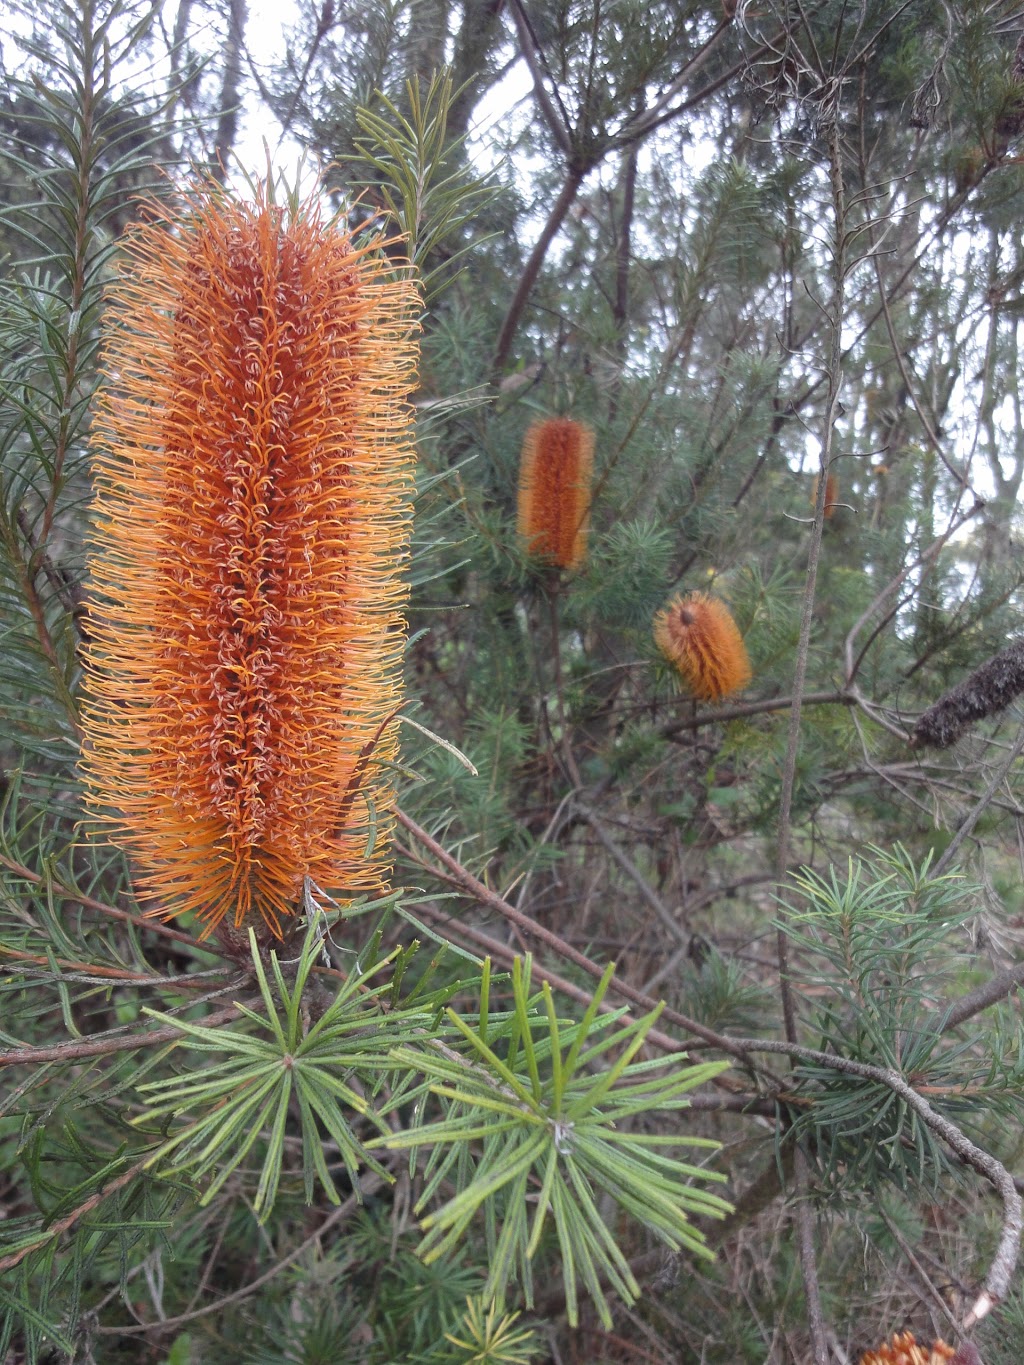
[654,591,751,703]
[858,1331,956,1365]
[80,185,419,940]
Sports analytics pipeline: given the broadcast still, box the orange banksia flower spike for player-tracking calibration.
[858,1331,956,1365]
[80,184,419,940]
[654,592,751,703]
[517,417,594,572]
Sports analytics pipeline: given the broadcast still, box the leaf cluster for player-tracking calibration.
[382,956,731,1328]
[778,847,1024,1194]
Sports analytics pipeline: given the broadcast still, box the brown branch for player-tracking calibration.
[505,0,574,156]
[0,1151,155,1274]
[269,0,338,140]
[661,689,852,737]
[0,1003,240,1070]
[612,19,734,145]
[0,943,223,989]
[16,504,79,624]
[794,1144,829,1364]
[490,165,587,377]
[0,511,77,727]
[935,961,1024,1033]
[394,807,763,1061]
[0,851,219,951]
[405,891,689,1056]
[210,0,248,179]
[724,1035,1021,1321]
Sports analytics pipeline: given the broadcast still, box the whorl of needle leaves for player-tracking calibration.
[654,592,751,702]
[516,417,594,572]
[80,186,419,939]
[910,640,1024,749]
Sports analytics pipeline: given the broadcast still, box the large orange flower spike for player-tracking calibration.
[80,185,419,939]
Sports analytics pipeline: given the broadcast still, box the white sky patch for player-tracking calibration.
[233,0,309,187]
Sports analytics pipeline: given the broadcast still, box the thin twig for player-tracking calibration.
[661,689,853,736]
[574,801,688,945]
[0,851,219,951]
[842,500,985,687]
[772,103,850,1360]
[0,1151,155,1274]
[932,723,1024,877]
[491,166,587,376]
[0,1002,240,1070]
[94,1173,385,1334]
[395,807,762,1061]
[0,943,223,989]
[724,1035,1021,1320]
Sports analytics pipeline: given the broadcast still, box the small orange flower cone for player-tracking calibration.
[80,184,419,939]
[517,417,594,572]
[654,592,751,702]
[858,1331,955,1365]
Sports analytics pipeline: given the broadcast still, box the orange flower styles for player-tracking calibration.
[517,417,594,572]
[654,592,751,702]
[80,185,419,938]
[858,1331,955,1365]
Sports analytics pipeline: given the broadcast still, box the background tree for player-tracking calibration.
[5,1,1024,1362]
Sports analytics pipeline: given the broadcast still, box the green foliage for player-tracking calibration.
[441,1296,539,1364]
[573,517,674,631]
[352,69,499,298]
[779,848,1024,1193]
[0,0,169,763]
[133,923,430,1217]
[381,956,731,1327]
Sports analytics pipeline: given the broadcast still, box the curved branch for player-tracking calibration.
[727,1034,1021,1322]
[490,165,587,377]
[395,806,764,1062]
[0,851,217,950]
[506,0,574,156]
[936,961,1024,1033]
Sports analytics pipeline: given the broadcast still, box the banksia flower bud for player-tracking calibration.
[813,471,839,518]
[858,1332,955,1365]
[80,185,419,939]
[654,592,751,702]
[517,417,594,572]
